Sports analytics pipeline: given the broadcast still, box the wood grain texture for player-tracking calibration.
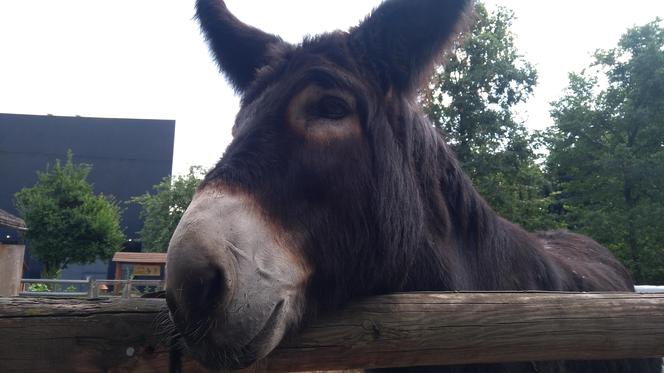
[0,244,25,296]
[1,292,663,372]
[0,208,26,231]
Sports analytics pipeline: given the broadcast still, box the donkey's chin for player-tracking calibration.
[178,300,291,370]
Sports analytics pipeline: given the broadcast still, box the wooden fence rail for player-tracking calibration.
[1,292,663,372]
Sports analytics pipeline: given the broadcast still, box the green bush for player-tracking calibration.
[15,151,125,278]
[27,283,50,292]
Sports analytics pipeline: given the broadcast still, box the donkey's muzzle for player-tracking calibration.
[164,187,308,370]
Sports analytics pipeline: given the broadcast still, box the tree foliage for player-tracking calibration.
[547,19,664,283]
[132,167,204,253]
[422,3,558,231]
[14,151,124,278]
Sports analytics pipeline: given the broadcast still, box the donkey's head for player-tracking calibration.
[166,0,471,369]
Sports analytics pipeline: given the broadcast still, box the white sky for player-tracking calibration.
[1,1,662,176]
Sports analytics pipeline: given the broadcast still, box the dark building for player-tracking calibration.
[0,113,175,278]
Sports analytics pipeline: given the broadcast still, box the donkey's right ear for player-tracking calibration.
[196,0,287,92]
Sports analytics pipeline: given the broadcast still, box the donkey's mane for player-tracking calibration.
[372,95,538,293]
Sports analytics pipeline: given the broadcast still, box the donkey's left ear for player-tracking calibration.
[196,0,289,93]
[351,0,472,94]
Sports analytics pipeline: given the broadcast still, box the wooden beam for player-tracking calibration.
[0,209,27,232]
[1,292,663,372]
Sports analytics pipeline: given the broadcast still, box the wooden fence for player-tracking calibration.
[1,292,663,372]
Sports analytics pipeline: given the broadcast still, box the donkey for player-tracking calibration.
[165,0,661,371]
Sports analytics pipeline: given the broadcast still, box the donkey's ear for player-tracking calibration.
[351,0,472,93]
[196,0,287,92]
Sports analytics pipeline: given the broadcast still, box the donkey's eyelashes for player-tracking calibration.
[286,85,361,142]
[313,96,352,121]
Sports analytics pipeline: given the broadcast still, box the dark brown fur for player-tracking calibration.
[191,0,661,371]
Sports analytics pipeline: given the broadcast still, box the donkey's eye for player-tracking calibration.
[316,96,351,120]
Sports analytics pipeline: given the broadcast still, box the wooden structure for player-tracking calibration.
[112,252,167,296]
[0,209,27,232]
[0,244,25,296]
[1,292,663,372]
[0,209,26,296]
[112,252,167,280]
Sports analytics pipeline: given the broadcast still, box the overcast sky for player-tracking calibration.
[1,1,662,176]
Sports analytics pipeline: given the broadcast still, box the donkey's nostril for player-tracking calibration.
[179,264,227,314]
[204,266,226,307]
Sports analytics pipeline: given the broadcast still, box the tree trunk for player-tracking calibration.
[623,182,642,283]
[40,263,61,280]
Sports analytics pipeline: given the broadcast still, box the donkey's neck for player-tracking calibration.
[441,149,505,254]
[409,126,550,291]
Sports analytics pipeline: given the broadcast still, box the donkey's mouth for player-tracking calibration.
[178,299,287,370]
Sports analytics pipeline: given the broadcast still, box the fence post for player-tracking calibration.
[122,280,131,298]
[87,278,98,298]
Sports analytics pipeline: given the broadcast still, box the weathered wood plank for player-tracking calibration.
[1,292,663,372]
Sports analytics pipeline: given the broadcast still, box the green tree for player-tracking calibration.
[547,20,664,283]
[14,151,124,278]
[132,167,204,253]
[422,3,558,231]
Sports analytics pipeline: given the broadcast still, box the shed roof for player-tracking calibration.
[112,252,167,264]
[0,209,27,231]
